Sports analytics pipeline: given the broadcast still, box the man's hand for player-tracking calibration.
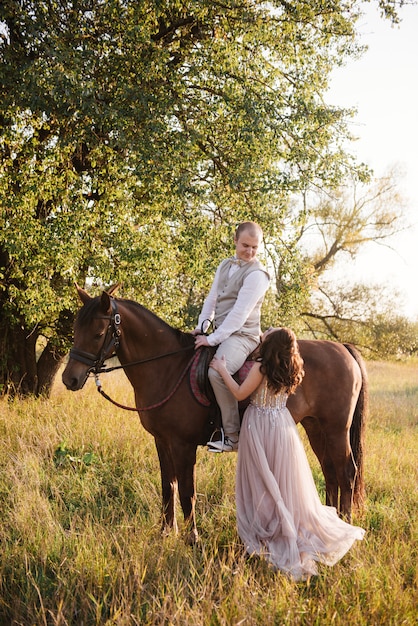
[194,334,210,349]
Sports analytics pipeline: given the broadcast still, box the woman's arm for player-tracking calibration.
[210,356,264,401]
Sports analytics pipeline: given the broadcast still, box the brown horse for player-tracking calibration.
[62,286,367,544]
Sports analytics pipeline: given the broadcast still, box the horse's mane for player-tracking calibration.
[122,299,194,347]
[77,295,194,348]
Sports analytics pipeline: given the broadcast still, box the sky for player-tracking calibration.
[326,2,418,320]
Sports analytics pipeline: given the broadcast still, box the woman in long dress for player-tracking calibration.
[210,327,365,581]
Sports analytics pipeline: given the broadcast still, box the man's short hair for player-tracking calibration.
[235,221,263,240]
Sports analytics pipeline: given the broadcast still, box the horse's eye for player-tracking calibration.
[94,332,105,341]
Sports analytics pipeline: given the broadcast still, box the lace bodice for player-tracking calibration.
[250,380,288,410]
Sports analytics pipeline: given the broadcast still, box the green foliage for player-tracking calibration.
[53,442,100,468]
[0,1,408,394]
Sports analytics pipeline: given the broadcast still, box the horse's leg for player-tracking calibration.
[172,442,199,545]
[325,429,357,521]
[301,417,340,510]
[155,438,178,535]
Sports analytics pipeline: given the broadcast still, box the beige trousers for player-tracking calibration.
[208,333,259,436]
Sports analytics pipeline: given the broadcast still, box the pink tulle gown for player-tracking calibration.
[236,381,365,581]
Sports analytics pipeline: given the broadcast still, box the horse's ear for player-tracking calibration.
[100,290,112,315]
[107,283,120,296]
[101,283,119,313]
[75,283,91,305]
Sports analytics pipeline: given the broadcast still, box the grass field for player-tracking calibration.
[0,359,416,625]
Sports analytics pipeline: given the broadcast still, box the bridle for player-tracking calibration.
[69,298,122,376]
[69,298,196,411]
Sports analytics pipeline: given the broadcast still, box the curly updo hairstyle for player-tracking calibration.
[258,327,305,395]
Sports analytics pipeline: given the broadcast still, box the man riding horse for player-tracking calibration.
[192,221,270,453]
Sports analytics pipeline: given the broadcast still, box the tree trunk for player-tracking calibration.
[0,322,39,397]
[0,312,72,398]
[37,343,66,397]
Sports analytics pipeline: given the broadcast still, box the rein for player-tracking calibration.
[94,353,196,412]
[96,346,194,374]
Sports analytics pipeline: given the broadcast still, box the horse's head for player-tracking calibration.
[62,284,120,391]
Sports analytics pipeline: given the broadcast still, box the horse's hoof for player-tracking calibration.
[161,523,178,538]
[185,529,199,545]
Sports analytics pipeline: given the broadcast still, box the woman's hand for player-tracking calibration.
[209,354,227,373]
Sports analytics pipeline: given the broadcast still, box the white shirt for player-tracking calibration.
[196,261,270,346]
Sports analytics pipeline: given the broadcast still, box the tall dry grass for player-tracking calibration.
[0,360,416,625]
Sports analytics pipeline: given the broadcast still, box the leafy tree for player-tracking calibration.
[303,168,407,275]
[303,280,418,358]
[0,0,408,395]
[285,169,416,356]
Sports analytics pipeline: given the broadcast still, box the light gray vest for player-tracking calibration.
[214,258,269,338]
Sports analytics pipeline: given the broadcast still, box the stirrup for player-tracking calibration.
[207,427,224,447]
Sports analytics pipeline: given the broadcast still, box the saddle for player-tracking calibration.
[189,346,257,441]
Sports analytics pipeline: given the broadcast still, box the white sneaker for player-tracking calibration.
[208,436,239,453]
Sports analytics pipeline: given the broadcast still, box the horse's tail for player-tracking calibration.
[344,343,368,509]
